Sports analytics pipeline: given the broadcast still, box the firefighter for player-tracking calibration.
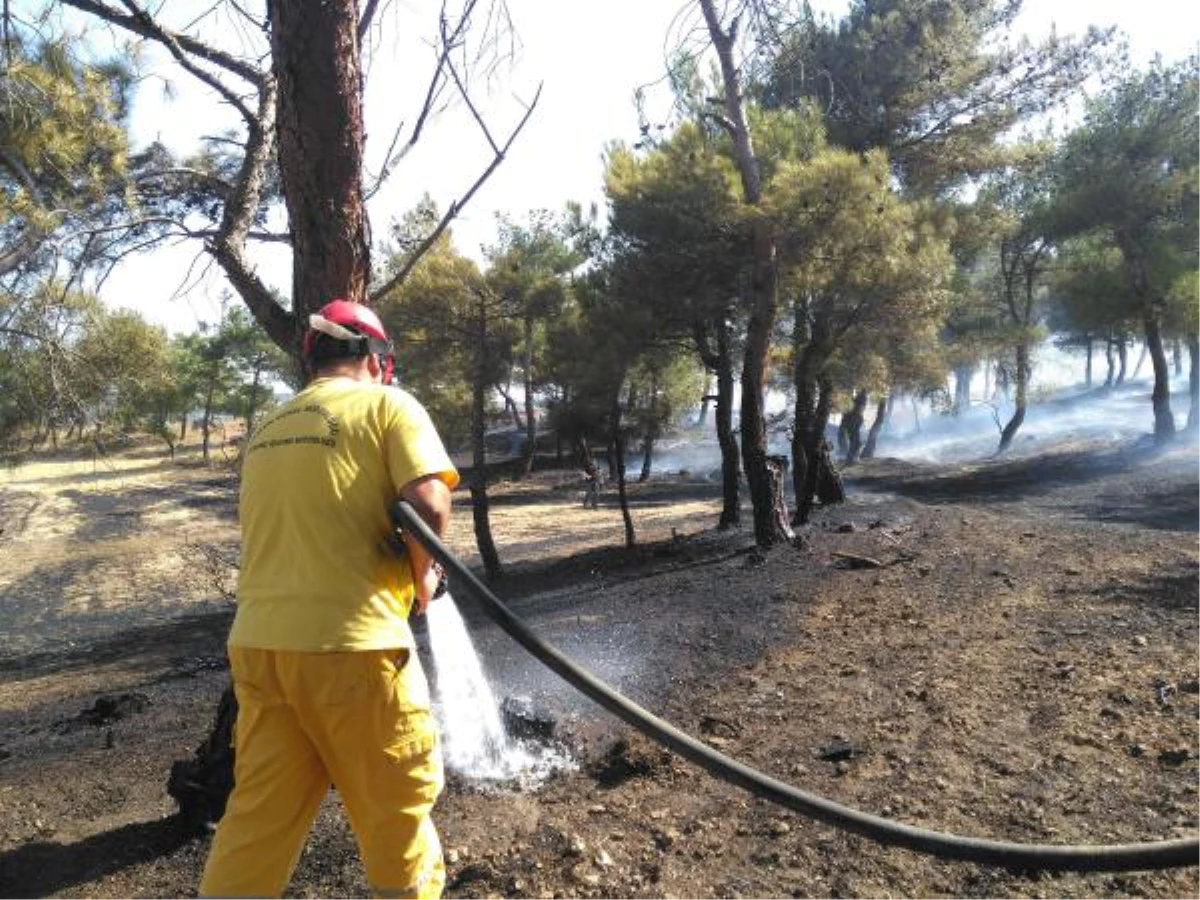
[200,299,458,899]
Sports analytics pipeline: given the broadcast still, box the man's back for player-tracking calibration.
[231,377,453,653]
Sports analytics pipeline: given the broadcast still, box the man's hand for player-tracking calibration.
[398,474,452,615]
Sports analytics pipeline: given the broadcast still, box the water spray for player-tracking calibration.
[422,593,572,786]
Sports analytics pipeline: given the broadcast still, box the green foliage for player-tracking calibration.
[0,282,176,444]
[0,32,133,284]
[378,226,493,447]
[1045,234,1137,340]
[767,147,954,369]
[761,0,1112,195]
[1050,56,1199,307]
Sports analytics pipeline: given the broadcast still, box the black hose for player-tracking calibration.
[392,501,1199,873]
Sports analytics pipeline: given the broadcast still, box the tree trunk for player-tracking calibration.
[612,393,635,549]
[842,389,868,465]
[997,341,1030,454]
[201,380,215,462]
[638,432,654,482]
[1084,336,1093,388]
[1104,336,1116,387]
[1142,309,1176,442]
[1116,336,1128,385]
[697,372,713,428]
[168,684,238,832]
[497,386,523,430]
[790,308,818,524]
[954,364,972,413]
[246,358,264,435]
[861,395,888,460]
[470,298,502,579]
[1187,329,1198,433]
[1131,341,1149,380]
[522,316,537,475]
[700,0,787,548]
[796,374,842,523]
[268,0,371,320]
[693,316,740,530]
[713,323,740,529]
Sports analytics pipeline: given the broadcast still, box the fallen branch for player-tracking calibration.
[830,551,885,570]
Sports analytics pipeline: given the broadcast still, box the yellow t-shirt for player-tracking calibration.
[229,377,459,652]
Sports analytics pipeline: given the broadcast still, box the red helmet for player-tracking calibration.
[303,299,395,384]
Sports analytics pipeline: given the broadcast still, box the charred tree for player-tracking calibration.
[861,394,889,460]
[997,340,1030,454]
[167,685,238,832]
[840,389,869,465]
[692,315,740,529]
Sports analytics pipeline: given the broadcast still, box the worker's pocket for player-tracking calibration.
[385,649,432,714]
[381,650,438,759]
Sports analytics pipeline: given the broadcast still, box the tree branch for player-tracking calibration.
[370,81,542,301]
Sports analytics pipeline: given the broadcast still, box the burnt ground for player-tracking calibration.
[0,431,1197,899]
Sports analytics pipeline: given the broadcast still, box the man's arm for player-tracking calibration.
[399,473,453,614]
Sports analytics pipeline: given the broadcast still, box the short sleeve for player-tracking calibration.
[382,387,460,494]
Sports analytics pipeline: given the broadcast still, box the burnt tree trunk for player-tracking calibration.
[168,685,238,832]
[692,315,740,530]
[861,394,888,460]
[997,340,1030,454]
[841,389,869,465]
[796,373,843,523]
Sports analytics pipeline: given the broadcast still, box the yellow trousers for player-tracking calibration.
[199,647,445,898]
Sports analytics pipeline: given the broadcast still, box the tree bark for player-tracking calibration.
[699,0,788,548]
[1143,309,1176,442]
[692,316,740,529]
[796,373,842,523]
[1187,329,1198,433]
[268,0,371,320]
[842,389,868,465]
[861,395,888,460]
[954,364,972,413]
[612,393,636,549]
[997,340,1030,454]
[470,295,502,579]
[521,316,537,475]
[638,432,654,482]
[713,323,740,529]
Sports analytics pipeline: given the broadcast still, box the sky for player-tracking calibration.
[88,0,1200,335]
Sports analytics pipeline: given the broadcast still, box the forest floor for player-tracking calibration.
[0,426,1197,899]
